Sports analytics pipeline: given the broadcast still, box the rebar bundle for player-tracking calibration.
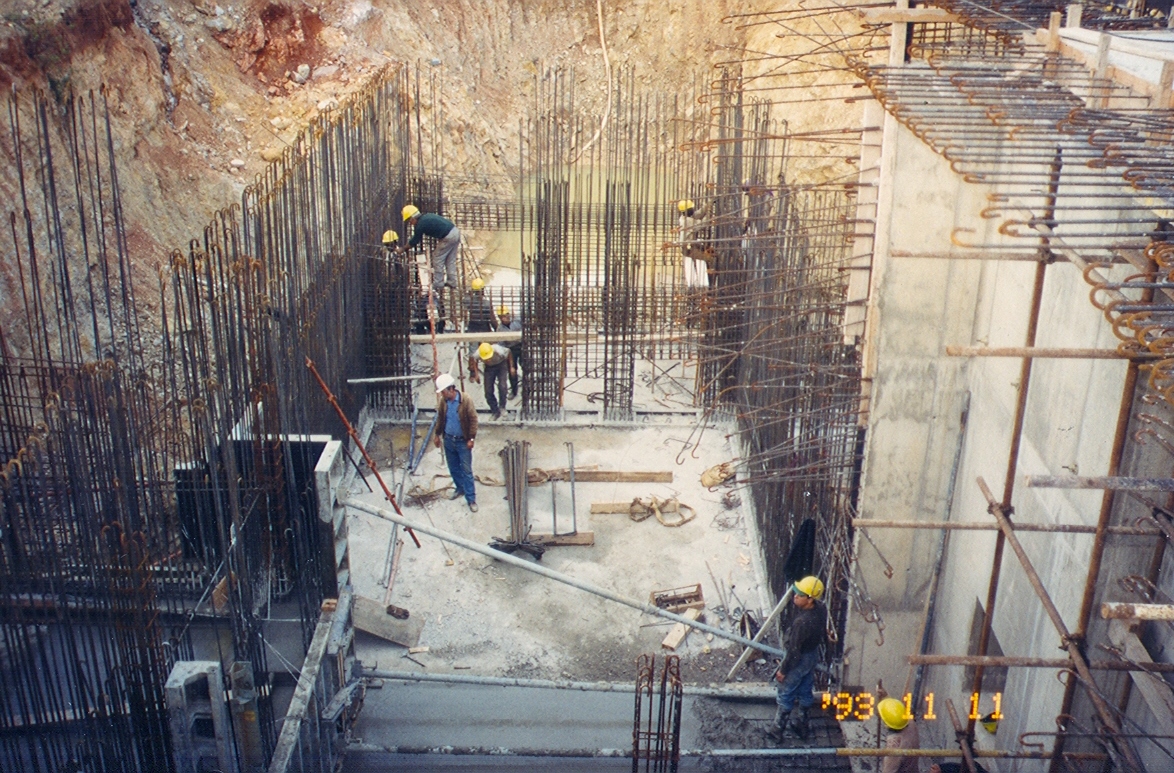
[491,440,544,560]
[632,654,683,773]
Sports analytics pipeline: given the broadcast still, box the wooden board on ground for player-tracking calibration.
[353,595,424,648]
[592,502,636,514]
[530,531,595,546]
[534,469,672,484]
[662,608,702,651]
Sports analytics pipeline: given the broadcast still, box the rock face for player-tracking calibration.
[0,0,750,326]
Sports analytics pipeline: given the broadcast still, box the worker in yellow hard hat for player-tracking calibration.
[381,229,399,245]
[497,305,523,399]
[397,204,461,295]
[465,277,498,334]
[468,341,515,420]
[877,696,920,773]
[676,197,711,290]
[768,576,827,742]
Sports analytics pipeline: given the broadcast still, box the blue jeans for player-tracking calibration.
[776,648,819,710]
[443,434,475,504]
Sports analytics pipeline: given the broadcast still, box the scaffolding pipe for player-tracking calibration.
[362,668,775,698]
[852,519,1161,536]
[345,498,786,657]
[976,476,1143,773]
[346,742,1107,761]
[909,654,1174,673]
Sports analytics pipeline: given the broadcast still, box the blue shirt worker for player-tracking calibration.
[434,374,478,512]
[469,342,514,420]
[399,205,461,295]
[768,575,827,742]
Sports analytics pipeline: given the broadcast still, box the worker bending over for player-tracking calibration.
[398,205,461,295]
[769,575,827,741]
[470,342,515,420]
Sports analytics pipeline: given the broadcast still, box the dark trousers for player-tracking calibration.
[484,361,508,415]
[506,345,522,396]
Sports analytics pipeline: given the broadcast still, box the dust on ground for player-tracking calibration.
[346,416,775,684]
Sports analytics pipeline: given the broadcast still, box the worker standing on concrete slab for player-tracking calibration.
[465,278,498,333]
[768,575,827,742]
[398,205,461,295]
[469,342,514,420]
[434,374,478,512]
[878,697,921,773]
[677,199,711,288]
[497,306,522,399]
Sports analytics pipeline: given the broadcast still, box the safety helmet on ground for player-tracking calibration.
[471,277,486,292]
[382,229,398,244]
[402,204,420,221]
[877,698,909,731]
[793,576,824,599]
[435,373,455,393]
[497,306,511,317]
[677,199,694,214]
[478,342,494,361]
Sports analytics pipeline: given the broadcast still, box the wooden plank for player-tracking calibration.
[1102,602,1174,621]
[530,531,595,546]
[661,608,702,651]
[269,602,335,773]
[1108,620,1174,740]
[591,502,640,514]
[541,470,672,483]
[353,595,424,648]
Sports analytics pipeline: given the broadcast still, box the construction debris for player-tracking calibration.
[650,584,706,613]
[353,596,425,648]
[590,496,696,526]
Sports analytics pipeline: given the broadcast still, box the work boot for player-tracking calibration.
[787,706,809,740]
[766,707,789,742]
[449,488,463,500]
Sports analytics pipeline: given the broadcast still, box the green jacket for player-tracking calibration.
[408,213,456,248]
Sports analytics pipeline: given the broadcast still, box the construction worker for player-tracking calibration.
[380,229,399,254]
[768,575,827,742]
[434,374,478,512]
[469,342,514,420]
[465,277,498,333]
[676,199,710,288]
[398,205,461,295]
[878,697,921,773]
[497,306,523,399]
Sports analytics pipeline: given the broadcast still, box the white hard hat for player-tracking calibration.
[435,373,455,393]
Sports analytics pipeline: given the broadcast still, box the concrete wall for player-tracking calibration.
[845,100,1153,769]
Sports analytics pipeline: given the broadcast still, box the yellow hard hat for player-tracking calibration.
[793,576,824,599]
[471,278,485,292]
[677,199,694,214]
[402,204,420,221]
[497,306,510,316]
[382,229,398,244]
[878,698,909,731]
[478,342,494,360]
